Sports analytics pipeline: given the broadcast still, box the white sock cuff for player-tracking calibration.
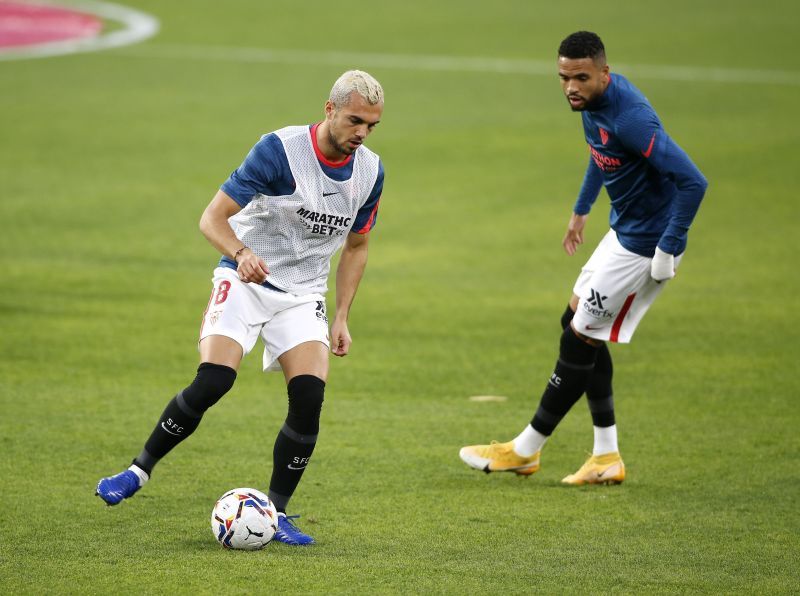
[513,424,548,457]
[592,424,619,456]
[128,464,150,486]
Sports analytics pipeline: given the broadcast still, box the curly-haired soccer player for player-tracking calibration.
[460,32,707,484]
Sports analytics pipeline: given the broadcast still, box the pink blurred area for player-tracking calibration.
[0,1,101,47]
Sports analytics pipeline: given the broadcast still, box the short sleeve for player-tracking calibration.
[352,160,384,234]
[220,134,292,207]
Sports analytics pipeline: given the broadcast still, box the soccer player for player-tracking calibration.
[460,32,707,484]
[96,70,386,544]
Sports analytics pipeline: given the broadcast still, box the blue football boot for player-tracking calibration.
[274,514,315,545]
[96,468,145,505]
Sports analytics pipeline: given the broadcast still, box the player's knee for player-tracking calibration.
[286,375,325,433]
[560,325,600,366]
[182,362,237,412]
[560,305,575,330]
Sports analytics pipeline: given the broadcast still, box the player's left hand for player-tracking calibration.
[650,247,676,282]
[330,317,351,357]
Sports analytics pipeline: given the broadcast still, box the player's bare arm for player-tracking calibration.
[563,212,588,256]
[200,190,270,284]
[331,231,370,357]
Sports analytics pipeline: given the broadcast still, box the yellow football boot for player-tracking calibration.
[459,441,541,476]
[561,452,625,485]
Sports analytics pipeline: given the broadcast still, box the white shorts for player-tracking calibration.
[199,267,330,372]
[572,230,682,343]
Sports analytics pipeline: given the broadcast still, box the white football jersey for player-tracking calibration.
[227,126,380,295]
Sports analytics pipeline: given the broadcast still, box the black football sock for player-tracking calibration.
[268,375,325,513]
[586,343,615,427]
[135,363,236,475]
[559,303,615,427]
[531,326,599,436]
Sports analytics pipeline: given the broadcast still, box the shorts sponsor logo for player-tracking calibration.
[588,289,607,309]
[315,301,328,324]
[296,207,351,236]
[583,289,615,319]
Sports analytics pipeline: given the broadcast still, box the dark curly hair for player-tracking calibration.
[558,31,606,62]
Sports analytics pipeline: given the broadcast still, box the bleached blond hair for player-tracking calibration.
[329,70,384,107]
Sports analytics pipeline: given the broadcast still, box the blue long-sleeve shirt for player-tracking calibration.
[574,73,707,257]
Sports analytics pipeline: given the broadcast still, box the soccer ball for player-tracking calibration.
[211,488,279,550]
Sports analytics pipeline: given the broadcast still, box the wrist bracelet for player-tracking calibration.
[233,246,248,260]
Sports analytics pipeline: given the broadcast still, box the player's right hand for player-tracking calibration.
[236,249,270,284]
[563,213,587,256]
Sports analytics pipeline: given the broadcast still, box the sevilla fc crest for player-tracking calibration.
[599,127,609,145]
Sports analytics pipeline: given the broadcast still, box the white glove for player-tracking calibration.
[650,247,675,282]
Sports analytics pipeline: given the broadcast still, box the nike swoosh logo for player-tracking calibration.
[322,191,339,197]
[287,464,307,470]
[597,464,622,480]
[641,132,656,158]
[585,325,604,331]
[160,422,182,436]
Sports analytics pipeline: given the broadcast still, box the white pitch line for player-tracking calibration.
[0,1,159,61]
[114,42,800,87]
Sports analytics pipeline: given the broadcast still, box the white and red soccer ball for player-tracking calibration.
[211,488,278,550]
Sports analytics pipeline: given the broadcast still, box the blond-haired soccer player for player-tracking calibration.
[97,71,385,544]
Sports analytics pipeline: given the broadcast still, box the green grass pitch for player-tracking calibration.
[1,0,798,593]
